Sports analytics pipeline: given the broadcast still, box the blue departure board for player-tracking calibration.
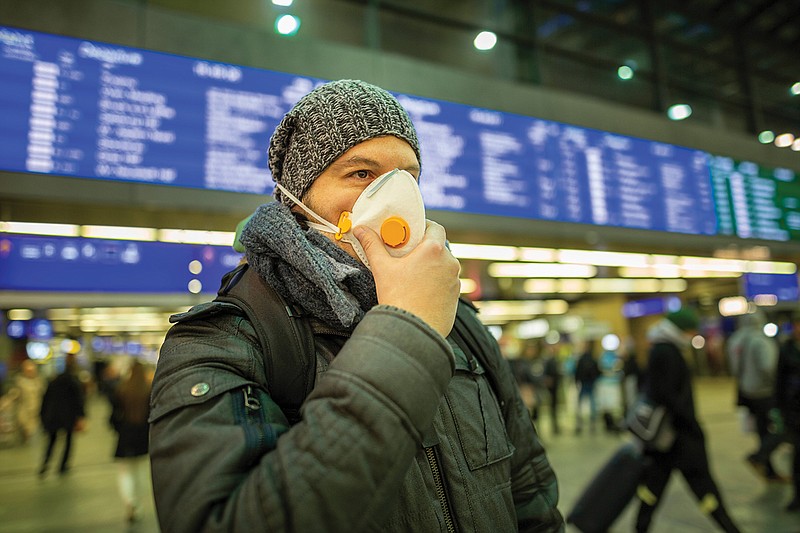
[0,25,722,236]
[0,233,242,293]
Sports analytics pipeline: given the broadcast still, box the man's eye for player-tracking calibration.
[353,170,371,179]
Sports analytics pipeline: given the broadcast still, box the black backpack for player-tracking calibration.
[214,263,513,423]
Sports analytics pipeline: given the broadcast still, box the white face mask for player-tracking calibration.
[275,168,426,269]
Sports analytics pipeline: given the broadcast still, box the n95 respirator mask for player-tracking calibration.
[275,168,426,269]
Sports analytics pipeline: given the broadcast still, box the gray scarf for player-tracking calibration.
[239,201,378,331]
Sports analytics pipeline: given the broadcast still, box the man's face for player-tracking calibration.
[301,135,420,261]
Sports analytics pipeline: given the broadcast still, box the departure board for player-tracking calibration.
[0,233,241,293]
[0,26,315,194]
[710,156,800,241]
[0,25,736,237]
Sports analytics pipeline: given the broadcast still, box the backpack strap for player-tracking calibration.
[215,263,315,424]
[450,298,511,415]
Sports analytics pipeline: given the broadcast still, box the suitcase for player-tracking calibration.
[566,441,648,533]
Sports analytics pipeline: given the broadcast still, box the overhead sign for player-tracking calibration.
[710,156,800,242]
[0,25,795,240]
[0,233,242,293]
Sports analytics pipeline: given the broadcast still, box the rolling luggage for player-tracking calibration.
[566,441,648,533]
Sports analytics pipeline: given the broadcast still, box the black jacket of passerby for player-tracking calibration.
[777,337,800,427]
[40,371,85,433]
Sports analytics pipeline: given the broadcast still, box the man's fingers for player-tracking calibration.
[353,225,389,263]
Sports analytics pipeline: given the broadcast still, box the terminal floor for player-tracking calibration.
[0,377,798,532]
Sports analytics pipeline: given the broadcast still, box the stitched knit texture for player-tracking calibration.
[268,79,420,206]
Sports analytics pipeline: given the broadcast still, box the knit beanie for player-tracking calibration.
[268,79,420,206]
[666,308,700,332]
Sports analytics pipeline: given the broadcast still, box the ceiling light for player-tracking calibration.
[791,82,800,96]
[754,294,778,306]
[660,279,688,292]
[523,279,557,293]
[81,225,157,241]
[0,221,79,237]
[7,309,34,320]
[619,266,681,278]
[667,104,692,121]
[473,31,497,51]
[275,14,301,36]
[159,229,234,246]
[272,0,293,5]
[516,318,550,339]
[758,130,775,144]
[558,249,649,267]
[459,278,477,294]
[746,261,797,274]
[775,133,795,148]
[792,138,800,152]
[617,65,634,80]
[519,247,557,262]
[488,262,596,278]
[558,279,588,293]
[449,243,518,261]
[719,296,748,316]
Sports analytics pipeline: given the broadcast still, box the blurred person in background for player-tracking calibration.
[596,342,624,434]
[542,341,562,435]
[621,338,642,417]
[636,309,740,533]
[574,340,600,434]
[748,311,800,511]
[726,310,781,480]
[510,339,544,419]
[110,360,152,523]
[14,359,44,443]
[38,353,86,477]
[773,310,800,510]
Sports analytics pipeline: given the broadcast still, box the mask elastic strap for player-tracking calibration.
[275,183,341,235]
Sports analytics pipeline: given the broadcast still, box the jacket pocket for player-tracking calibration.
[446,343,514,470]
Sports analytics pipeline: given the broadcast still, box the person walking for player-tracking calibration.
[14,360,44,443]
[726,310,780,479]
[635,309,740,532]
[38,353,85,477]
[110,360,152,523]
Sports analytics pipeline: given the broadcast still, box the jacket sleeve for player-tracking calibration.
[149,305,454,533]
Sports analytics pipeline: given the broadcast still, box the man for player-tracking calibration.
[149,79,563,532]
[39,353,85,476]
[635,309,740,533]
[726,310,780,479]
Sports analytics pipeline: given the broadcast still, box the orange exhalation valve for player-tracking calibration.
[335,212,352,240]
[380,216,411,248]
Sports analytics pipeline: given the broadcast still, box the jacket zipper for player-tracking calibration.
[425,446,456,533]
[242,386,267,461]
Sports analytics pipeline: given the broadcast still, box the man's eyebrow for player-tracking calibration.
[329,156,421,174]
[329,156,382,169]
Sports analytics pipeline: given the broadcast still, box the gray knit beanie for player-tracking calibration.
[268,79,420,206]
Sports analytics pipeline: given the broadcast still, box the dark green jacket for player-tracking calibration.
[149,301,563,532]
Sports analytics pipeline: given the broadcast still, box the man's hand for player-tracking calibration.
[354,220,460,338]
